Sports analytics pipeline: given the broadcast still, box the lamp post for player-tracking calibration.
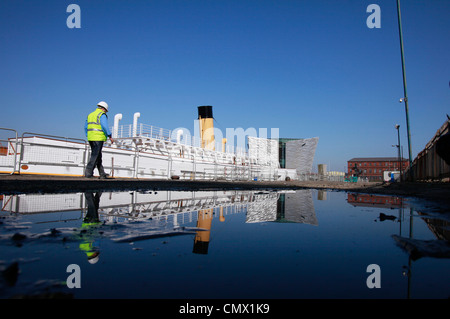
[396,0,413,179]
[395,124,402,182]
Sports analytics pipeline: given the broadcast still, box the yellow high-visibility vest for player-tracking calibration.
[87,108,107,141]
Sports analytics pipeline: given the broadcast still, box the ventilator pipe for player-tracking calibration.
[132,112,141,137]
[113,114,123,138]
[176,129,183,144]
[222,138,227,153]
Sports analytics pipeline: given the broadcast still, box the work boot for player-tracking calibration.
[98,167,109,179]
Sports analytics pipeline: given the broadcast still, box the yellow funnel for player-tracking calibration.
[198,105,215,150]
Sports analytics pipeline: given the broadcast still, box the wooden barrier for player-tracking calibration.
[405,117,450,181]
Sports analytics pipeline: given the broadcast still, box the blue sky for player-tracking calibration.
[0,0,449,172]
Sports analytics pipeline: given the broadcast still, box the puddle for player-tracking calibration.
[1,189,449,299]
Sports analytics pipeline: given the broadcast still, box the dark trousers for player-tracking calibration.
[85,141,106,177]
[84,192,101,223]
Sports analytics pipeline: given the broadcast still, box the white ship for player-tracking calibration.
[0,106,318,181]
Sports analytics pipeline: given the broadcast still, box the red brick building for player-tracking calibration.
[347,193,404,208]
[347,157,409,181]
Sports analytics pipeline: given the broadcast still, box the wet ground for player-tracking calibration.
[1,184,449,299]
[1,174,450,206]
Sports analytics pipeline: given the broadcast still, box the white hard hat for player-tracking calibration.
[97,101,108,111]
[88,254,100,264]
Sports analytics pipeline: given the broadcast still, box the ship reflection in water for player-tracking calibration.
[0,189,449,299]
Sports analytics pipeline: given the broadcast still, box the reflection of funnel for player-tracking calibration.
[219,206,225,222]
[193,208,213,254]
[198,106,215,150]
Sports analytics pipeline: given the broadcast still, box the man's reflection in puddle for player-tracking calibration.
[80,192,102,264]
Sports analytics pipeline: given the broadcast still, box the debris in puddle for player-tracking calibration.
[378,213,396,222]
[1,261,19,287]
[11,233,27,241]
[392,235,450,260]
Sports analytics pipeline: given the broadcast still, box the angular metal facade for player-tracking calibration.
[248,136,279,167]
[282,137,319,174]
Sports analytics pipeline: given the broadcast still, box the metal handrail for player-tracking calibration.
[21,132,86,144]
[112,123,248,155]
[0,127,18,174]
[19,132,88,174]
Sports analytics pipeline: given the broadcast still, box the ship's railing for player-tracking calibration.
[112,124,248,156]
[115,123,173,141]
[108,134,280,181]
[0,127,19,174]
[18,132,88,175]
[0,130,89,176]
[108,141,277,181]
[0,127,286,181]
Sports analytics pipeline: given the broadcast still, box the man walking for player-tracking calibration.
[84,101,114,178]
